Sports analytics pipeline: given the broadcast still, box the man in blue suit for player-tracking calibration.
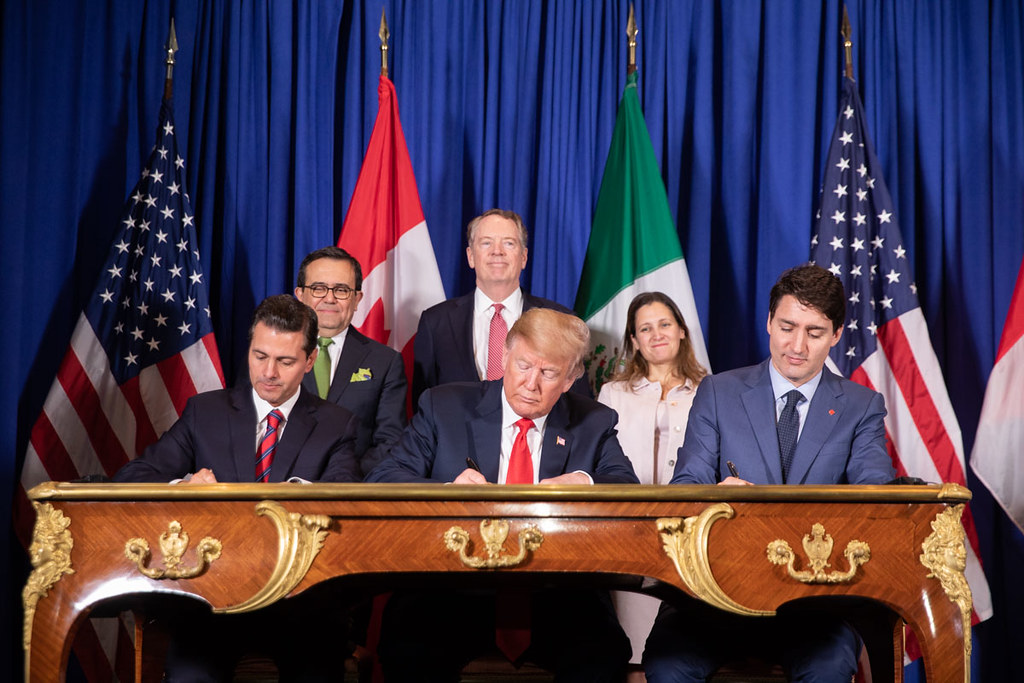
[412,208,590,405]
[368,307,636,682]
[643,264,895,683]
[295,246,407,478]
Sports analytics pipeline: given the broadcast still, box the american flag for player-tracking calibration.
[810,78,992,629]
[16,99,224,680]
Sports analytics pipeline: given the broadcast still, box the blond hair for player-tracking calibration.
[506,308,589,380]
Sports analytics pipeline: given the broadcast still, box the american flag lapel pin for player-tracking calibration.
[556,435,566,446]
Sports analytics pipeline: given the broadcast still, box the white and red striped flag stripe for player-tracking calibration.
[338,74,445,409]
[810,77,992,639]
[971,256,1024,533]
[16,99,224,682]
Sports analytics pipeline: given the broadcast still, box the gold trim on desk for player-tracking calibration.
[27,481,974,504]
[658,503,774,617]
[444,519,544,569]
[920,505,973,682]
[216,501,333,614]
[766,523,871,584]
[22,503,75,654]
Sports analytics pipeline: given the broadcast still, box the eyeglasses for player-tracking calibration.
[301,283,356,300]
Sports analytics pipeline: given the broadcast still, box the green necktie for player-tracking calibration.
[314,336,334,399]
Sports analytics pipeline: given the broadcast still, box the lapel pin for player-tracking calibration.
[828,409,836,415]
[556,435,566,446]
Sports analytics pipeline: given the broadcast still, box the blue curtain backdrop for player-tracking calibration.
[2,1,1022,680]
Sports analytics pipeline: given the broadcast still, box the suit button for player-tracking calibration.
[674,426,682,432]
[668,459,675,467]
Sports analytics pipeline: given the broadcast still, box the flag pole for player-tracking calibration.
[626,3,637,76]
[164,19,178,101]
[841,5,854,81]
[379,8,390,78]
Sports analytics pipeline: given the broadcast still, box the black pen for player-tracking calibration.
[465,457,481,472]
[726,460,740,478]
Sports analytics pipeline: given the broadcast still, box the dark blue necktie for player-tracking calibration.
[777,390,804,483]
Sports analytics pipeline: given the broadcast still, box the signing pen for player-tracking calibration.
[465,457,481,472]
[726,460,740,478]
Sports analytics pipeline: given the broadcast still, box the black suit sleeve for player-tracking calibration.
[113,399,201,482]
[364,389,440,483]
[358,348,408,478]
[318,408,362,483]
[411,312,436,410]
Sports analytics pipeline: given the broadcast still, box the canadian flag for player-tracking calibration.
[339,74,445,409]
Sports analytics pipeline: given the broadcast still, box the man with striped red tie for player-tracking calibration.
[114,293,359,485]
[113,295,358,681]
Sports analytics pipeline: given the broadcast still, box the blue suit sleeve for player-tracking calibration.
[844,390,895,484]
[671,379,722,484]
[365,389,439,483]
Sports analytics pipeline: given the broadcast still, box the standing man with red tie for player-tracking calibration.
[367,307,636,682]
[412,209,590,406]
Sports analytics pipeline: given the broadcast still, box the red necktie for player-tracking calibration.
[506,418,535,484]
[496,417,535,662]
[255,409,282,482]
[486,303,507,380]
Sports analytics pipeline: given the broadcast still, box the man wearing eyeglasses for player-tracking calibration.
[295,246,407,478]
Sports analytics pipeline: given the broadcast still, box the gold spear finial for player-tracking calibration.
[379,8,390,78]
[626,3,638,76]
[164,19,178,100]
[841,5,854,81]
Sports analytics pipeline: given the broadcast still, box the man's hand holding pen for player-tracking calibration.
[719,459,754,486]
[453,457,489,484]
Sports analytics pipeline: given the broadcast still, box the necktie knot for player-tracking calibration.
[266,408,283,429]
[318,336,334,350]
[784,389,803,409]
[515,417,535,433]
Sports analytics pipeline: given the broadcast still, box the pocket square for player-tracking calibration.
[350,368,373,382]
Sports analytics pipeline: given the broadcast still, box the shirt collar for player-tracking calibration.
[474,286,523,314]
[768,361,823,404]
[251,386,302,423]
[499,383,548,434]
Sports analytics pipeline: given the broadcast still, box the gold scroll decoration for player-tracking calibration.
[766,523,870,584]
[920,504,973,679]
[444,519,543,569]
[216,501,333,614]
[124,521,222,580]
[657,503,773,616]
[23,502,75,652]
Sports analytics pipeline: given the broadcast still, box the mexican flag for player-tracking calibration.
[574,71,709,391]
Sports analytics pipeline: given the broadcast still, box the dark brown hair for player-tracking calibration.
[768,263,846,332]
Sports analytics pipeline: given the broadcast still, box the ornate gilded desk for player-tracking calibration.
[23,482,974,682]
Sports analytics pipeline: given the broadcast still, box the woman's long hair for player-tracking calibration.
[610,291,707,390]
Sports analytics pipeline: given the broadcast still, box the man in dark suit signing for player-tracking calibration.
[643,264,896,683]
[115,294,359,484]
[114,294,359,681]
[295,246,407,478]
[368,307,636,681]
[412,208,589,405]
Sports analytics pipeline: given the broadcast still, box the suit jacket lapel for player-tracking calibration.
[270,389,317,481]
[787,368,845,484]
[229,386,259,482]
[468,381,504,483]
[539,396,572,480]
[328,329,371,403]
[741,362,785,484]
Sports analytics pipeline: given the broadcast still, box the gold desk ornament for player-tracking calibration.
[216,500,333,614]
[766,522,870,584]
[920,504,973,674]
[657,504,773,616]
[444,519,543,569]
[23,502,75,652]
[124,520,223,580]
